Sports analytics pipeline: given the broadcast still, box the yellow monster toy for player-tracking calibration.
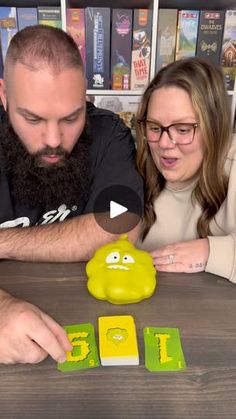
[86,235,157,304]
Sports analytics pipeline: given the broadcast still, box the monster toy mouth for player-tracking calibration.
[107,265,130,271]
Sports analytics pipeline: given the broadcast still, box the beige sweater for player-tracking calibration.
[139,139,236,283]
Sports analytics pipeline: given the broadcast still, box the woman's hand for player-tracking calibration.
[151,238,210,273]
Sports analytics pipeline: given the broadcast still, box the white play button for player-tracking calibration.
[110,200,128,219]
[93,185,142,234]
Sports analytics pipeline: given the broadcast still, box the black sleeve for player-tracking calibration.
[83,108,144,215]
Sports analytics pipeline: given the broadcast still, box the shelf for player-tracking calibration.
[86,90,143,96]
[2,0,235,8]
[158,0,236,9]
[1,0,235,121]
[67,0,236,9]
[67,0,153,8]
[0,1,61,6]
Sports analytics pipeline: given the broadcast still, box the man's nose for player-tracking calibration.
[43,123,62,148]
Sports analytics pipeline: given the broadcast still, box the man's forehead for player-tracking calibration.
[6,63,86,113]
[16,104,86,120]
[7,61,85,86]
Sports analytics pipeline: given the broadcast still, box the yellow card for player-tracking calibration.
[98,315,139,366]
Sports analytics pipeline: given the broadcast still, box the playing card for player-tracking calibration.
[58,323,100,372]
[98,315,139,366]
[143,327,186,372]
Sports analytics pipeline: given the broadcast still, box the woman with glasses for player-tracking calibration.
[136,57,236,283]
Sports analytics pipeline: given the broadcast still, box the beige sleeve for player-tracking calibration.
[205,234,236,283]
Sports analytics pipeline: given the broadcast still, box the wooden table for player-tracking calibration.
[0,260,236,419]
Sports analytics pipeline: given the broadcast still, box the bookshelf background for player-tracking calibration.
[1,0,236,127]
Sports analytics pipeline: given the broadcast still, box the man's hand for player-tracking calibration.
[0,290,72,364]
[151,238,210,273]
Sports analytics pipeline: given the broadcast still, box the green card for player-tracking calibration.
[143,327,186,372]
[57,323,100,372]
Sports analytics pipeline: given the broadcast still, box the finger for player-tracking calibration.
[150,250,162,258]
[18,339,48,364]
[150,248,172,258]
[153,255,175,266]
[154,262,180,272]
[0,334,48,364]
[27,313,69,363]
[41,311,73,352]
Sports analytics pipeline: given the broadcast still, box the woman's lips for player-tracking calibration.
[160,156,178,168]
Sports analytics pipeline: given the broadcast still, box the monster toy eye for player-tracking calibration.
[122,255,135,264]
[106,251,120,264]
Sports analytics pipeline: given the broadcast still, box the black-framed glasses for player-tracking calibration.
[138,119,200,145]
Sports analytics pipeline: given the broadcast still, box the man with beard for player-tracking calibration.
[0,26,143,364]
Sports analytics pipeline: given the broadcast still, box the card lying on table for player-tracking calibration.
[98,315,139,366]
[143,327,186,372]
[58,323,100,372]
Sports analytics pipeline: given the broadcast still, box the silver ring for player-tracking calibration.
[168,254,175,264]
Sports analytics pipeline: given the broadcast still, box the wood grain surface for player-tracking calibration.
[0,260,236,418]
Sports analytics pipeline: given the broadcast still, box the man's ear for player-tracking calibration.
[0,79,7,111]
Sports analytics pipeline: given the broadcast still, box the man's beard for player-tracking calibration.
[0,112,92,209]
